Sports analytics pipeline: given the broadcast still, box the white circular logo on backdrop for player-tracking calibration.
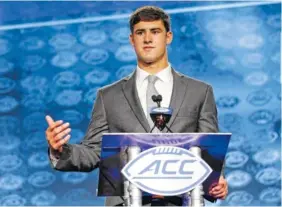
[22,55,46,72]
[53,71,81,88]
[31,190,57,206]
[0,39,12,55]
[0,58,14,75]
[80,29,107,46]
[55,90,82,106]
[0,194,26,206]
[51,51,78,68]
[0,77,16,94]
[226,170,252,188]
[115,45,136,62]
[19,36,45,50]
[81,48,109,65]
[28,152,49,168]
[84,69,110,85]
[49,33,77,50]
[253,148,280,165]
[0,96,18,113]
[116,65,135,79]
[28,171,56,188]
[0,154,23,172]
[0,174,24,190]
[111,27,130,43]
[238,34,264,49]
[225,151,249,168]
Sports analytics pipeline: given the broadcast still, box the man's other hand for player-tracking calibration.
[209,176,228,199]
[45,115,71,153]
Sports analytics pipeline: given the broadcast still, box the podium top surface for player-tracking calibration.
[101,133,232,152]
[103,132,232,135]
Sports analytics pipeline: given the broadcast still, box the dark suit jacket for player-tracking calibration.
[53,69,219,206]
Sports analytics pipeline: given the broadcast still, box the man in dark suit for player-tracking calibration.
[45,6,228,206]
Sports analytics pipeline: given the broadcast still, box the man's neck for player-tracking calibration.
[137,61,169,74]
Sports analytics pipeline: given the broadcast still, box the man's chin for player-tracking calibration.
[142,58,156,65]
[144,61,154,65]
[138,56,158,65]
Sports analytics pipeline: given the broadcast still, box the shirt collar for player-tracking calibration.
[136,63,172,84]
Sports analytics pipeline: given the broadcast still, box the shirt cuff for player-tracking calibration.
[49,149,60,167]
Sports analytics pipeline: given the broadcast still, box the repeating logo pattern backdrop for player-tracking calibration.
[0,1,280,206]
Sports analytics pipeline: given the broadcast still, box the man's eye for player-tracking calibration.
[136,32,143,35]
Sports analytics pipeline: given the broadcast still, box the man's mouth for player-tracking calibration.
[143,46,154,51]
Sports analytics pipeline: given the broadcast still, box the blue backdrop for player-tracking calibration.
[0,1,280,206]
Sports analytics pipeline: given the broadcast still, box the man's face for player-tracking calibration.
[130,20,173,65]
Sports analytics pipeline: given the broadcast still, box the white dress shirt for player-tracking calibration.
[136,64,174,118]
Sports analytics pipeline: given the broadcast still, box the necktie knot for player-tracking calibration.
[148,75,158,84]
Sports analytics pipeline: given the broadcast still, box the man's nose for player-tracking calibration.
[144,32,152,43]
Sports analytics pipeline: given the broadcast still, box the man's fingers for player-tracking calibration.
[45,115,55,126]
[54,128,71,141]
[48,120,64,132]
[52,122,70,136]
[210,188,224,195]
[209,186,228,198]
[209,177,228,199]
[53,135,71,149]
[213,192,226,199]
[216,191,227,199]
[211,185,223,192]
[210,184,227,193]
[45,115,63,131]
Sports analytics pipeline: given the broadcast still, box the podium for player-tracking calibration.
[97,133,231,206]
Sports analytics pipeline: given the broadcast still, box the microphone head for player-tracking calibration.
[151,95,158,102]
[156,95,162,102]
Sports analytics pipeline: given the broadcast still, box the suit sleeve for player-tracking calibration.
[197,85,219,133]
[197,85,225,177]
[54,89,109,172]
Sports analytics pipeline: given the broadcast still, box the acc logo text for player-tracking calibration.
[121,146,212,195]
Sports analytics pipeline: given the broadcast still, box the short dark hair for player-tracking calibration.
[129,6,171,33]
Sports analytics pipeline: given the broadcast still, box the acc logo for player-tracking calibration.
[121,146,212,195]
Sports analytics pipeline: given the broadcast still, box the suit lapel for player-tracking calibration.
[122,71,151,132]
[166,69,188,131]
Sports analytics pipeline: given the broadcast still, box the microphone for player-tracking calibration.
[152,95,162,107]
[150,95,173,132]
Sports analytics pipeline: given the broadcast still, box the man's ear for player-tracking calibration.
[166,31,173,45]
[129,34,134,46]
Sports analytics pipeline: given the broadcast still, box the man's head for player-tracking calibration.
[129,6,171,33]
[129,6,173,68]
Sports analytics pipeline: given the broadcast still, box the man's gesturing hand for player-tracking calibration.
[45,115,71,153]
